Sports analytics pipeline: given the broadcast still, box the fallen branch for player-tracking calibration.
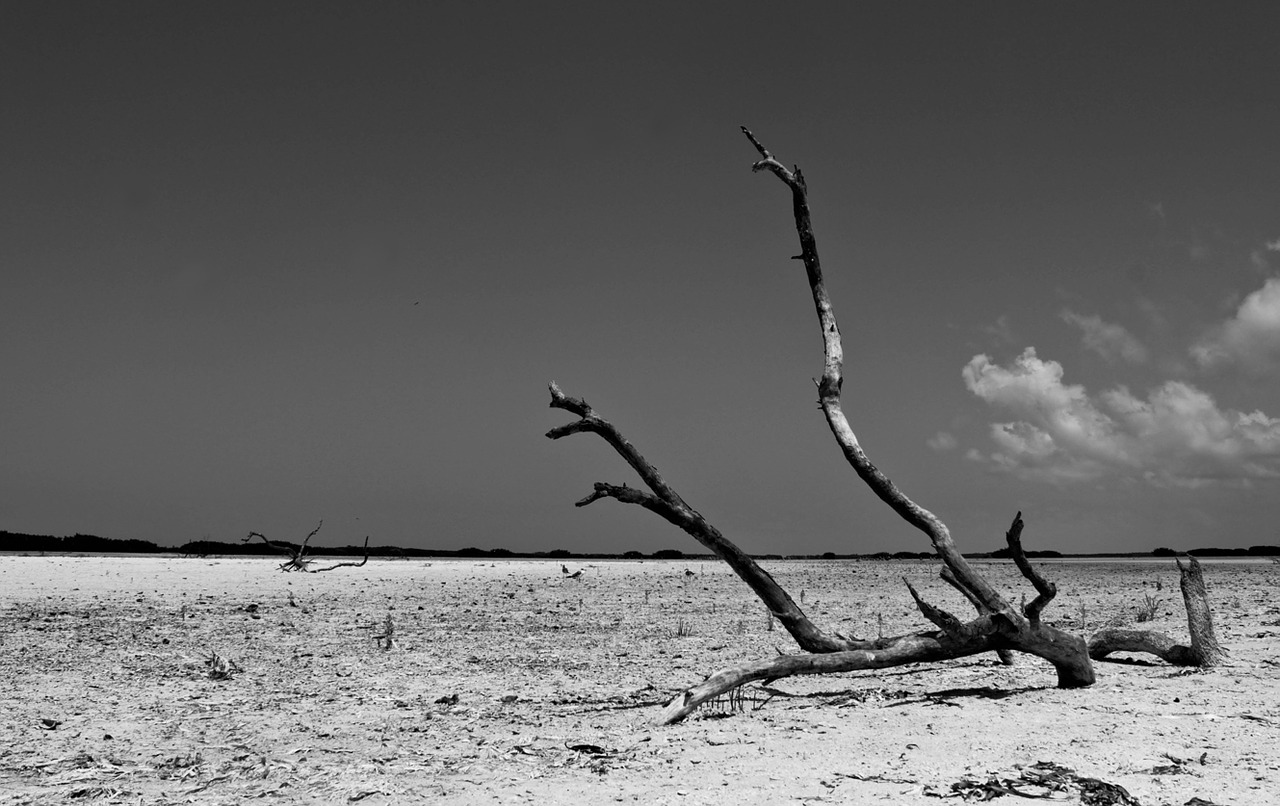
[660,627,999,723]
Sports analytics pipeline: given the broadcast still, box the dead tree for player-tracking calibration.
[1087,556,1227,667]
[548,129,1096,724]
[244,520,371,573]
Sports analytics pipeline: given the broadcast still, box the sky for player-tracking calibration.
[3,2,1279,556]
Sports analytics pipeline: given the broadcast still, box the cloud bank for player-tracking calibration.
[1191,276,1280,375]
[962,347,1280,486]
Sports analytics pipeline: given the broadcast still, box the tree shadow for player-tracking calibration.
[911,685,1045,704]
[1094,655,1162,667]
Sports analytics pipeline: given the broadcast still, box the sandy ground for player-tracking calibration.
[1,555,1278,805]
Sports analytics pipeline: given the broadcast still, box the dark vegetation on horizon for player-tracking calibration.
[2,530,1278,561]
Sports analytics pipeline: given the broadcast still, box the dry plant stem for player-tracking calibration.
[1088,557,1227,666]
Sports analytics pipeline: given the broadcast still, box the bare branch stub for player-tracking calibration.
[574,481,681,522]
[1003,512,1057,622]
[904,579,968,637]
[1177,556,1227,665]
[1089,556,1227,667]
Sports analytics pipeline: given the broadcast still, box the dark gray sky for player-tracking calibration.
[4,2,1279,554]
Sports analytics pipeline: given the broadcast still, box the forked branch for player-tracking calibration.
[547,382,849,653]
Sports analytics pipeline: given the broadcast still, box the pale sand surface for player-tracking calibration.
[2,555,1278,804]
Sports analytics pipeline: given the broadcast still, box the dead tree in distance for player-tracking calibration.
[244,520,371,573]
[548,129,1095,724]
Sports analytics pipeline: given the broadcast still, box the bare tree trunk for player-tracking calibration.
[1088,557,1227,667]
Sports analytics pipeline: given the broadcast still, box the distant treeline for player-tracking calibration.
[2,531,1278,560]
[1152,545,1280,558]
[0,531,168,554]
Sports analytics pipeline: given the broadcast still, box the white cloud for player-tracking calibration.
[1267,239,1280,252]
[926,431,958,451]
[1191,276,1280,375]
[962,347,1280,485]
[1060,310,1149,364]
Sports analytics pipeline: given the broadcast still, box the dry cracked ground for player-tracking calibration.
[2,555,1278,805]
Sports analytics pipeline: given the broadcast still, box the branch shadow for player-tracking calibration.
[1094,656,1162,667]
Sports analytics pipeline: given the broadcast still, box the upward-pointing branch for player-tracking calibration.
[741,126,1005,614]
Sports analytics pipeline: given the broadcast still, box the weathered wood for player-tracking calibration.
[547,383,849,653]
[739,129,1093,692]
[549,129,1096,724]
[1004,512,1055,622]
[660,629,999,724]
[742,126,1005,617]
[1088,556,1227,667]
[941,564,1015,666]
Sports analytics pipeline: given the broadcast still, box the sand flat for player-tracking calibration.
[2,555,1278,804]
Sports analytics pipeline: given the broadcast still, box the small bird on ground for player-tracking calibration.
[561,564,569,574]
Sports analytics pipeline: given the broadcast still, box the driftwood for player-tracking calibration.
[1088,556,1227,667]
[548,129,1097,724]
[243,520,371,573]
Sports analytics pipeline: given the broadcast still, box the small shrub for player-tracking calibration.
[1136,593,1163,623]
